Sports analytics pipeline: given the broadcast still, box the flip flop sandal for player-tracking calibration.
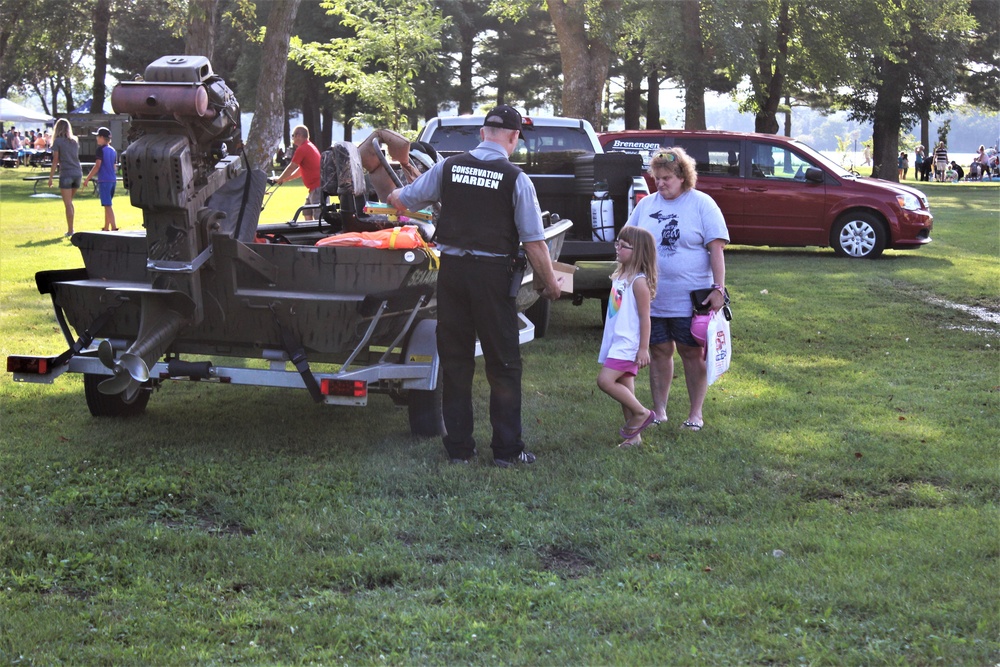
[680,420,704,431]
[617,439,641,448]
[620,411,657,439]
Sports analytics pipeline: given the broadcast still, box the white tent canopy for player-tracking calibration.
[0,98,54,125]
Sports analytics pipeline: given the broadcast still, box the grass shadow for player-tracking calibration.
[17,237,71,248]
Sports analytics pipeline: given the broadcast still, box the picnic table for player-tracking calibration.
[1,148,52,168]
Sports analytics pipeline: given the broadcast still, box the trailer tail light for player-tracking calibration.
[7,355,54,375]
[320,379,367,398]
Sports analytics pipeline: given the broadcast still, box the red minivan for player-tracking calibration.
[598,130,933,259]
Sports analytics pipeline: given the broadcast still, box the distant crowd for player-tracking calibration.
[1,125,52,166]
[901,142,997,183]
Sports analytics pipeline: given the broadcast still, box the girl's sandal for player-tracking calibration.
[617,437,641,448]
[680,420,703,431]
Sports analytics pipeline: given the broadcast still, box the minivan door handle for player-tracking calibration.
[721,185,740,191]
[748,186,767,192]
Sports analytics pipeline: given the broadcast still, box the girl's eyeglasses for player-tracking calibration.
[614,241,633,250]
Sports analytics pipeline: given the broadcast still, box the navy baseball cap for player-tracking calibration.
[483,105,522,132]
[93,127,111,139]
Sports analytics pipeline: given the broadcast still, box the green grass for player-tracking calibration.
[1,170,998,665]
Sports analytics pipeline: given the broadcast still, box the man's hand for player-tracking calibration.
[386,188,406,213]
[540,277,562,301]
[523,240,563,301]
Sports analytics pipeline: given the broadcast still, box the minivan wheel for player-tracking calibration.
[832,212,887,259]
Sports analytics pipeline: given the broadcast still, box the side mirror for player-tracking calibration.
[805,167,824,183]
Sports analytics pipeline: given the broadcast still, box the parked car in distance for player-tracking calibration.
[599,129,933,259]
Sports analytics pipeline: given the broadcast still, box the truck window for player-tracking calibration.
[425,125,594,176]
[518,127,595,175]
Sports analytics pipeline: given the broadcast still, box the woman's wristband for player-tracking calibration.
[711,284,725,293]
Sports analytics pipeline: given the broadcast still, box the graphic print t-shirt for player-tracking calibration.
[598,274,644,363]
[625,189,728,318]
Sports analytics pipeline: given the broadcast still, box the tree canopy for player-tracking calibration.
[2,0,994,175]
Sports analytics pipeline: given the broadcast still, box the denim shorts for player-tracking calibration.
[59,174,81,190]
[98,181,116,206]
[650,315,699,347]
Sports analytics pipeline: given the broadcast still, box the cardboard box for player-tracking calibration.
[534,261,576,294]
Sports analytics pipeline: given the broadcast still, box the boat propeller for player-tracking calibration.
[96,340,150,398]
[95,295,188,396]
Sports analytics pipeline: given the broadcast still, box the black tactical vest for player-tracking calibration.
[436,152,521,255]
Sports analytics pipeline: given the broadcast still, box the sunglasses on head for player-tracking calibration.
[653,150,677,162]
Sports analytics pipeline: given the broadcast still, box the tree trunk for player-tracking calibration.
[321,103,334,149]
[301,73,322,146]
[783,95,792,137]
[547,0,617,129]
[684,80,706,131]
[681,0,706,130]
[752,0,790,134]
[646,70,661,129]
[343,93,357,143]
[870,56,906,183]
[623,59,643,130]
[457,23,475,115]
[185,0,219,60]
[244,0,301,171]
[91,0,112,115]
[63,77,74,116]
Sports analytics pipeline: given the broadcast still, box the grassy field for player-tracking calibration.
[1,168,998,665]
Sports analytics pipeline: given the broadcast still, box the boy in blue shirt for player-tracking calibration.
[82,127,119,231]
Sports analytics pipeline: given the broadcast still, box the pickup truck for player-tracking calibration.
[417,115,647,327]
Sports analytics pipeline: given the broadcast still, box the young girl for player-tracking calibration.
[47,119,82,237]
[597,226,658,447]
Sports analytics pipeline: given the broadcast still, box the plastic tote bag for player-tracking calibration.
[705,308,732,385]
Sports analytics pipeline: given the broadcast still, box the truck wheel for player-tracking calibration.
[831,212,887,259]
[83,373,151,417]
[407,382,444,437]
[525,298,551,338]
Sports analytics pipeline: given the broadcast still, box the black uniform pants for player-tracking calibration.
[437,253,524,460]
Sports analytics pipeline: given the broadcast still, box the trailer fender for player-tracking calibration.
[402,319,439,391]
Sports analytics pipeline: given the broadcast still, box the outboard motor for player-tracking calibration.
[97,55,265,396]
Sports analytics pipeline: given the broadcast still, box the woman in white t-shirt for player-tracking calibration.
[625,147,729,432]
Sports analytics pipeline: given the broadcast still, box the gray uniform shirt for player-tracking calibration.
[395,140,546,256]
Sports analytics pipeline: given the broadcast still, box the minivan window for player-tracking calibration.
[749,142,816,181]
[674,138,741,177]
[604,136,741,178]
